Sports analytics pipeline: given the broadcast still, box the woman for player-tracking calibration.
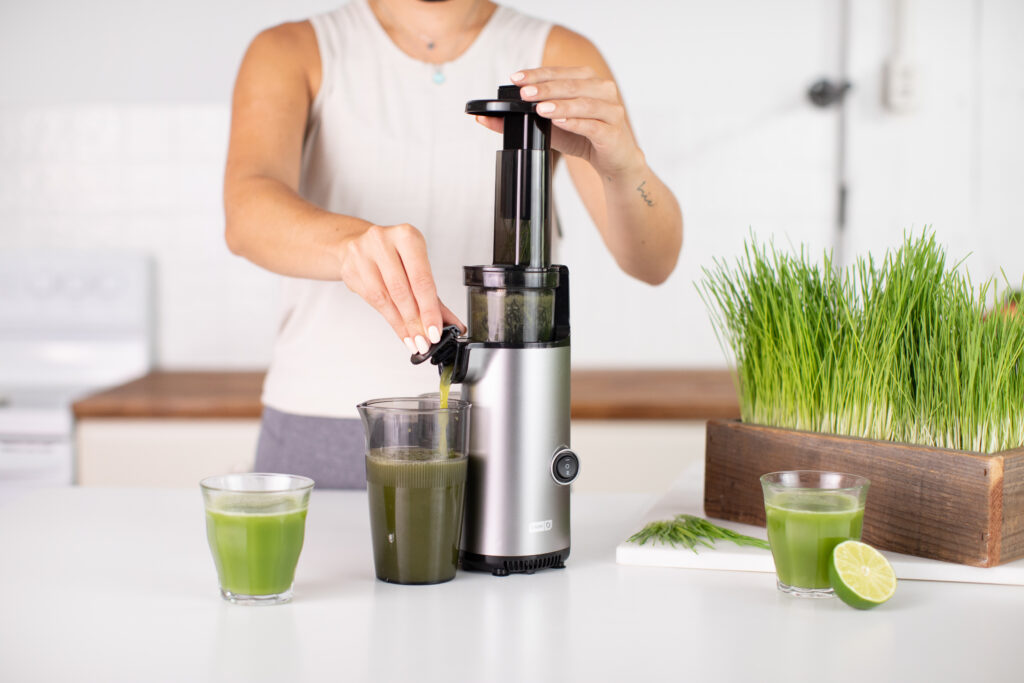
[224,0,682,487]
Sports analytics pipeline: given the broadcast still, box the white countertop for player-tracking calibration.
[2,487,1023,683]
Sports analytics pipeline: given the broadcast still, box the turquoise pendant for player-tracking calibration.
[432,70,445,85]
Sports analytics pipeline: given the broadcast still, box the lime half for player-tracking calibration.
[829,540,897,610]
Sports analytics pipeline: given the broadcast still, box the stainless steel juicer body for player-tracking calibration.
[458,343,573,572]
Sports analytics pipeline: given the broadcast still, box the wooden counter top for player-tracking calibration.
[73,369,739,421]
[570,369,739,420]
[73,372,266,419]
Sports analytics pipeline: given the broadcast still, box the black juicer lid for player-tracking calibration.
[467,85,551,152]
[466,85,536,115]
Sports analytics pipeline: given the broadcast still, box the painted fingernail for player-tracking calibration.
[536,102,555,114]
[428,326,441,343]
[404,337,417,354]
[521,85,538,97]
[511,71,525,82]
[415,335,429,354]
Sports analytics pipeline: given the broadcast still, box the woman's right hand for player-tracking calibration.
[337,223,464,355]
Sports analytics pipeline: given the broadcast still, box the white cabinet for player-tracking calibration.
[76,418,706,493]
[570,420,706,495]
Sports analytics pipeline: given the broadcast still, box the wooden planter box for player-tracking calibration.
[703,419,1024,567]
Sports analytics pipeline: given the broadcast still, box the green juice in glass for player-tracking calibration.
[765,491,864,589]
[366,447,467,585]
[205,506,308,596]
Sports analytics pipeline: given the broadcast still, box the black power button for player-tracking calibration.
[551,449,579,485]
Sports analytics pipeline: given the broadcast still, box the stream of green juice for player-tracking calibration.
[765,491,864,589]
[439,363,453,408]
[438,363,454,455]
[205,506,308,596]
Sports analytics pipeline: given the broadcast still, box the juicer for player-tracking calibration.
[411,85,580,576]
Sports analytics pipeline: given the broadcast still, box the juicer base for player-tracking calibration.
[460,549,569,577]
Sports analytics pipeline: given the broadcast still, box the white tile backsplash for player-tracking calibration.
[68,108,121,164]
[0,104,279,368]
[121,108,176,164]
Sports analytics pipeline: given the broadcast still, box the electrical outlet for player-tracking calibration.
[885,59,918,113]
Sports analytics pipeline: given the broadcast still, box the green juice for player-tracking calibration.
[439,363,454,408]
[366,447,467,584]
[765,491,864,589]
[205,506,308,596]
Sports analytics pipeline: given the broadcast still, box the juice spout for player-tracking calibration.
[410,324,468,382]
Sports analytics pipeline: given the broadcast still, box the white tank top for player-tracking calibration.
[262,0,554,418]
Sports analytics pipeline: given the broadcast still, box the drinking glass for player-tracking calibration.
[761,470,869,597]
[358,397,471,585]
[200,473,314,605]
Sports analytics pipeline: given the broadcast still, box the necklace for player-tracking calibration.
[374,0,483,84]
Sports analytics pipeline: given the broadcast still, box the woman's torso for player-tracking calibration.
[262,0,553,417]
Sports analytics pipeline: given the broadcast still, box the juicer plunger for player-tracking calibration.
[411,84,579,576]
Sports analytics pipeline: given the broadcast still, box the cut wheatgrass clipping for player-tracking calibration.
[628,515,770,553]
[829,540,897,609]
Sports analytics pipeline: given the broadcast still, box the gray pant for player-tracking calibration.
[254,406,367,489]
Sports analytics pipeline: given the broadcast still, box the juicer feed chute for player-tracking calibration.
[410,85,579,576]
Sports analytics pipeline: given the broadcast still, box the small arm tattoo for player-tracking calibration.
[636,180,655,207]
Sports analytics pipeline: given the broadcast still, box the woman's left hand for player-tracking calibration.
[476,67,644,180]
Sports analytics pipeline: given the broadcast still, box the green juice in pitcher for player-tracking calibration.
[765,491,864,589]
[366,447,467,584]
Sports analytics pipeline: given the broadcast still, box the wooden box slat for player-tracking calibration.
[703,419,1024,567]
[1002,455,1024,559]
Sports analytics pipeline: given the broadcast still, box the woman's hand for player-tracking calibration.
[475,67,644,179]
[337,223,464,355]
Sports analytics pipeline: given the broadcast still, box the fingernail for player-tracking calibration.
[428,326,441,343]
[521,85,538,97]
[554,118,567,123]
[510,71,525,82]
[404,337,417,354]
[536,102,555,114]
[415,335,429,354]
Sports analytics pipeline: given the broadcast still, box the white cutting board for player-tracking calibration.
[615,461,1024,586]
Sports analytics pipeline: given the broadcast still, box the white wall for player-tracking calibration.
[1,0,1021,371]
[842,0,1024,289]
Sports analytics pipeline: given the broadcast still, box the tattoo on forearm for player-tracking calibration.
[636,180,655,207]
